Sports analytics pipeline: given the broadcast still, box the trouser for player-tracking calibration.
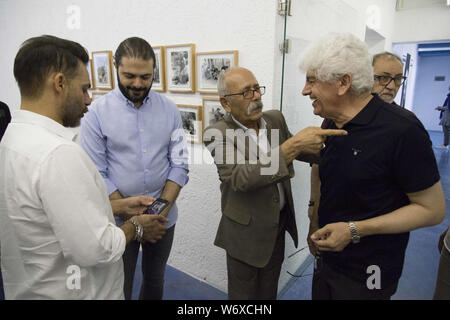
[122,225,175,300]
[226,226,286,300]
[312,257,398,300]
[433,246,450,300]
[443,125,450,146]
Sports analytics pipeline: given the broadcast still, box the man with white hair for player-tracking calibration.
[301,33,446,300]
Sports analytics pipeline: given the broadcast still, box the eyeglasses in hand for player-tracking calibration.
[286,245,321,278]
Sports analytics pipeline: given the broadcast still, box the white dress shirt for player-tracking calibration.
[230,115,286,210]
[0,110,126,299]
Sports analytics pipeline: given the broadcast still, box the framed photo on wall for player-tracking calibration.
[177,104,202,143]
[90,91,107,101]
[87,59,94,89]
[196,50,238,94]
[166,44,195,93]
[202,97,226,128]
[152,46,166,92]
[92,50,114,90]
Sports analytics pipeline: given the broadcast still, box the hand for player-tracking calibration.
[307,223,319,257]
[291,127,348,154]
[310,222,352,252]
[112,196,155,221]
[438,227,449,253]
[136,214,169,243]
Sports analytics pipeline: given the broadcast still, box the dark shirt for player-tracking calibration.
[0,102,11,141]
[319,95,440,287]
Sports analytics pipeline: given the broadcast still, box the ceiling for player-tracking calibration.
[396,0,449,10]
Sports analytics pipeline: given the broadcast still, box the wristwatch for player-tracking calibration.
[129,217,144,242]
[348,221,360,244]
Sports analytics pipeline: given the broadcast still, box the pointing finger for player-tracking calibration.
[319,129,348,137]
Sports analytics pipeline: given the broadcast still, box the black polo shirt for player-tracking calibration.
[319,95,440,287]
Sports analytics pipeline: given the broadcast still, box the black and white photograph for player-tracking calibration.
[166,44,195,92]
[87,59,94,89]
[152,46,166,92]
[196,51,238,94]
[177,104,202,143]
[92,50,114,90]
[203,97,226,127]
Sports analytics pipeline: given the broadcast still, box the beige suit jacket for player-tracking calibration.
[204,110,299,268]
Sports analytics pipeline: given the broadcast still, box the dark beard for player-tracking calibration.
[117,70,152,104]
[62,100,84,128]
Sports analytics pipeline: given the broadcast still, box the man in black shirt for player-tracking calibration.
[300,33,446,300]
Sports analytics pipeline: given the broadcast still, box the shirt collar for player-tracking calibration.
[230,114,267,132]
[12,110,77,141]
[344,94,382,127]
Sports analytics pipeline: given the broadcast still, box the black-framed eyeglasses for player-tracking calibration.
[285,246,321,278]
[374,75,407,86]
[223,86,266,99]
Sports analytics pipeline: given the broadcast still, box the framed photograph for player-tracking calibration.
[152,46,166,92]
[177,105,202,143]
[90,91,107,101]
[92,50,114,90]
[196,50,238,94]
[166,44,195,93]
[87,59,94,89]
[202,97,226,128]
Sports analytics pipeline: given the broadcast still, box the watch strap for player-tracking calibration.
[348,221,360,244]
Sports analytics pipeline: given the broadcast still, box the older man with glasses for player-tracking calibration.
[203,67,346,300]
[372,52,407,104]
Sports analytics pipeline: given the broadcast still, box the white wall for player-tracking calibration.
[393,4,450,43]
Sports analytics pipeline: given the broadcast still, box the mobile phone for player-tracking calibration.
[144,198,169,215]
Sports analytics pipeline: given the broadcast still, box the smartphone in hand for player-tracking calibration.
[144,198,169,215]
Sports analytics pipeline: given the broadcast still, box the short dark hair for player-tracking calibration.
[114,37,156,67]
[372,51,403,66]
[13,35,89,98]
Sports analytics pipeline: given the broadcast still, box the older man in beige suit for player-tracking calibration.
[203,67,346,300]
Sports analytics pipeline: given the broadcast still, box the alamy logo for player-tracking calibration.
[66,5,81,30]
[366,265,381,290]
[66,265,81,290]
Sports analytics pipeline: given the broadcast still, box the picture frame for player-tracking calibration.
[202,97,226,128]
[177,104,202,143]
[165,44,195,93]
[90,91,108,101]
[196,50,238,94]
[152,46,166,92]
[87,59,94,89]
[91,50,114,90]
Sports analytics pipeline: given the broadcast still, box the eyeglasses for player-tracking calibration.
[223,86,266,99]
[286,245,321,278]
[374,75,407,86]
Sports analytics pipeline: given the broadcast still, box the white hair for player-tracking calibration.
[299,33,374,96]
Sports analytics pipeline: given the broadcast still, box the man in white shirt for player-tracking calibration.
[0,35,168,299]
